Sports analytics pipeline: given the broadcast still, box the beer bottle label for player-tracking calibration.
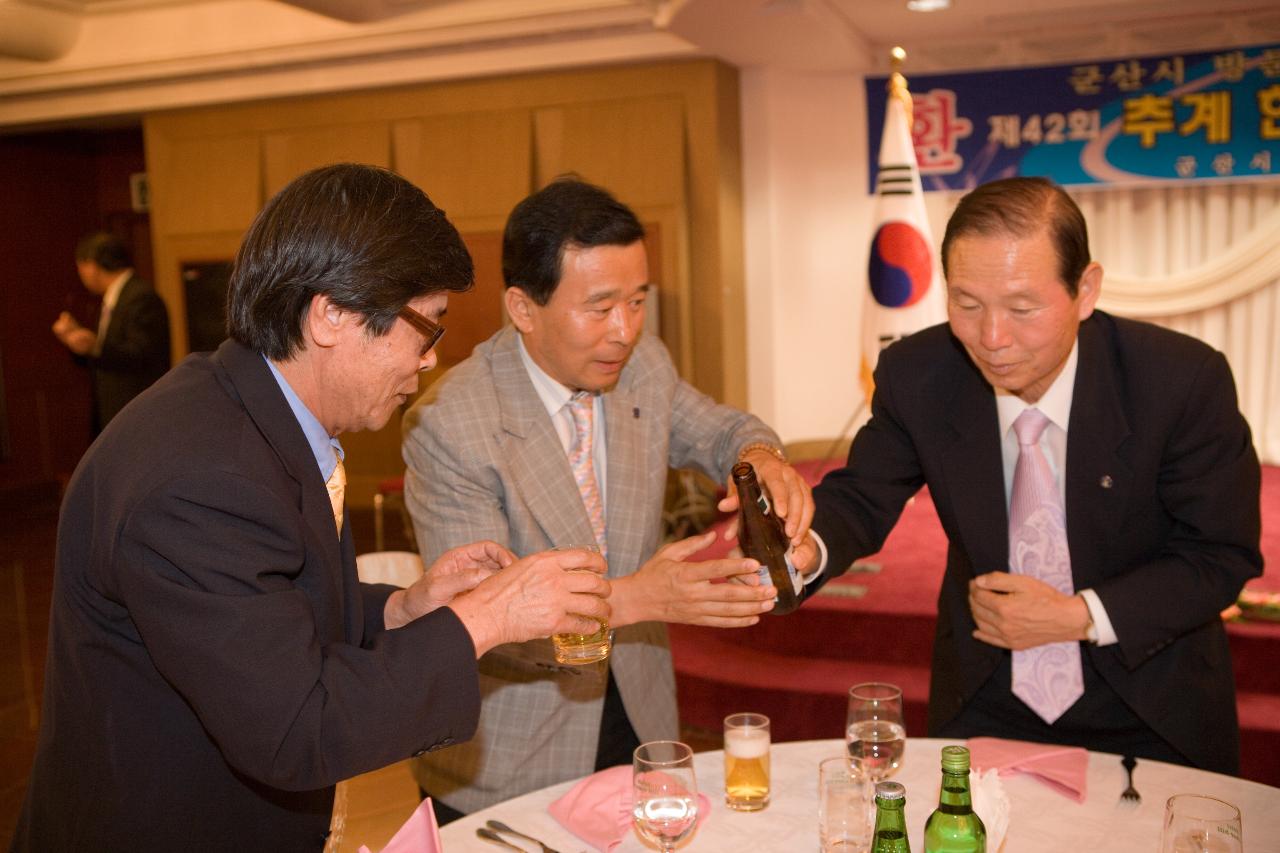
[783,549,803,595]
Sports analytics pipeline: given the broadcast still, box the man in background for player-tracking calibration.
[51,231,171,432]
[807,176,1261,773]
[403,177,817,818]
[16,164,610,851]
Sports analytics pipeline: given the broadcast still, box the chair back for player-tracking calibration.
[356,550,425,588]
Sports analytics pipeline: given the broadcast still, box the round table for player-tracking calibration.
[438,738,1280,851]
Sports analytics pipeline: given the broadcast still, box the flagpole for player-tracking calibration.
[829,44,942,458]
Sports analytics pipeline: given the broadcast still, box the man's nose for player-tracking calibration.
[608,305,641,345]
[980,311,1009,350]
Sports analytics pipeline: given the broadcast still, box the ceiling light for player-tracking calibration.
[907,0,951,11]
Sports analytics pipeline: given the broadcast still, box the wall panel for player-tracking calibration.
[263,123,391,197]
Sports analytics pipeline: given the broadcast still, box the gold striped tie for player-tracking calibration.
[325,452,346,538]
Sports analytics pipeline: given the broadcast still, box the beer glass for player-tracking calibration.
[550,544,611,665]
[723,712,770,811]
[819,755,872,852]
[1159,794,1243,853]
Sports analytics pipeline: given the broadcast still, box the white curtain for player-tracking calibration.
[1079,182,1280,465]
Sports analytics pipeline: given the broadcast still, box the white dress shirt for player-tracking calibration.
[995,341,1117,646]
[517,335,607,509]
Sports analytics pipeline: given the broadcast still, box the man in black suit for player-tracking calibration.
[806,177,1261,773]
[51,232,171,431]
[15,164,611,852]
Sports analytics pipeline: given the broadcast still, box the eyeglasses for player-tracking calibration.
[397,304,445,355]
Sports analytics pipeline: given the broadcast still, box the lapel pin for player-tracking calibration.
[1099,475,1113,489]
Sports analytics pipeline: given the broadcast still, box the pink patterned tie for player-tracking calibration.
[1008,408,1083,724]
[568,393,607,557]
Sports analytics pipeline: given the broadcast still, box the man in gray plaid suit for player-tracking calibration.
[402,178,816,818]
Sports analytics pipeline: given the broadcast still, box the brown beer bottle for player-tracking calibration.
[732,461,802,615]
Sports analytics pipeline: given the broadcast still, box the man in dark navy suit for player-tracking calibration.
[806,177,1261,774]
[52,232,171,432]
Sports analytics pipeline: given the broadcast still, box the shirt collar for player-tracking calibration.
[996,339,1078,438]
[264,356,344,480]
[516,333,578,418]
[102,269,132,311]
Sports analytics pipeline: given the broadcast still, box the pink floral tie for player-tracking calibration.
[568,393,607,557]
[1008,408,1083,724]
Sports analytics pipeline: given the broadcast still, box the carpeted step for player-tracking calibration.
[1228,620,1280,695]
[701,591,938,667]
[1236,691,1280,786]
[669,625,931,743]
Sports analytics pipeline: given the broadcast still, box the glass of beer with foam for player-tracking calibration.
[723,712,770,811]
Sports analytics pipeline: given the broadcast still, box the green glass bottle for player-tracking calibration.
[871,781,911,853]
[923,746,986,853]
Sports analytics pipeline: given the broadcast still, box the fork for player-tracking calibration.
[486,819,562,853]
[476,827,525,851]
[1120,754,1141,805]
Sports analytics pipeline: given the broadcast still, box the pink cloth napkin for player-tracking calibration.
[549,764,712,852]
[967,736,1089,802]
[357,797,441,853]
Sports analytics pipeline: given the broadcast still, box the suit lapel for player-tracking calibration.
[490,329,598,550]
[602,364,648,578]
[213,341,349,609]
[937,346,1009,575]
[1065,316,1132,589]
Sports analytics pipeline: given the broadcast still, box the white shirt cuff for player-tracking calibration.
[1079,588,1118,646]
[802,530,829,584]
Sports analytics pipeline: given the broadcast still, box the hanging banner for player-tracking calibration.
[866,42,1280,191]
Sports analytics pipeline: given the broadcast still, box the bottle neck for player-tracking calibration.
[733,472,762,502]
[937,767,973,811]
[874,799,907,830]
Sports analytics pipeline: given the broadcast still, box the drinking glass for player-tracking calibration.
[819,755,872,852]
[1159,794,1243,853]
[845,682,905,782]
[633,741,699,852]
[723,712,770,811]
[550,544,611,665]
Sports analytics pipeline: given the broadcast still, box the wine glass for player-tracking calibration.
[633,740,699,851]
[1160,794,1243,853]
[845,682,906,782]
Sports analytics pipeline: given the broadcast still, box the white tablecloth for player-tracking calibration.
[439,738,1280,852]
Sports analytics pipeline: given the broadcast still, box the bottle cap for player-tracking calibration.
[941,745,971,773]
[874,781,906,800]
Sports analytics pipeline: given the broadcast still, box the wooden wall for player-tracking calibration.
[144,59,744,505]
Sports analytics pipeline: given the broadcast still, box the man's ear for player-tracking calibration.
[304,294,348,349]
[1075,261,1103,321]
[504,287,537,334]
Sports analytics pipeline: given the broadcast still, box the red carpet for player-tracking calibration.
[670,463,1280,786]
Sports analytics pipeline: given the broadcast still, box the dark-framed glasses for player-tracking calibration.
[397,304,445,355]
